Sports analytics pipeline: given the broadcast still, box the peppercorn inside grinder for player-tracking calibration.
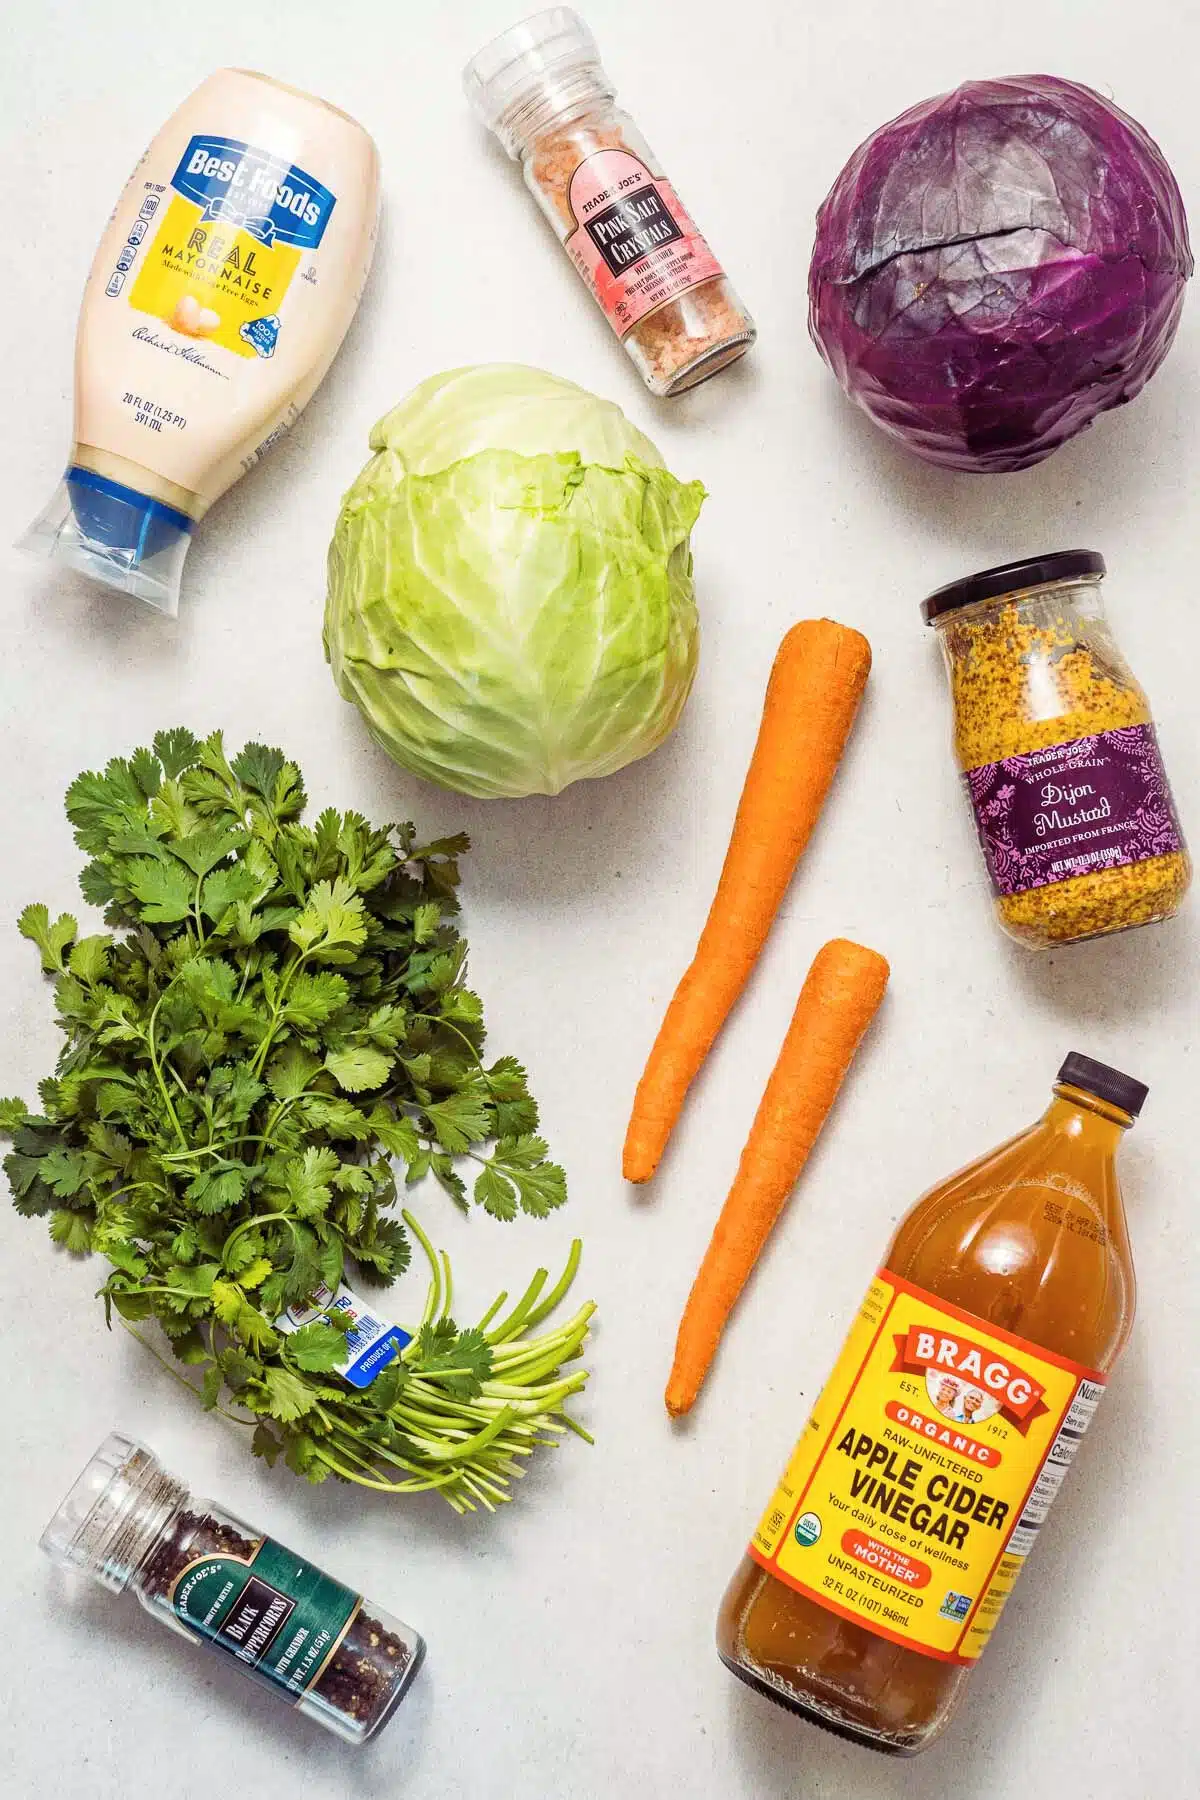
[41,1432,425,1743]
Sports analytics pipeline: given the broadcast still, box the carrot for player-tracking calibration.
[623,620,871,1184]
[664,937,889,1418]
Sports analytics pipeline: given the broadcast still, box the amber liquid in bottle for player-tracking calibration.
[716,1076,1137,1754]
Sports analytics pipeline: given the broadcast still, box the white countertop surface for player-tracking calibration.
[2,2,1197,1795]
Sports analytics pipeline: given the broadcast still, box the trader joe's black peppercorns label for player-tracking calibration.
[170,1535,360,1696]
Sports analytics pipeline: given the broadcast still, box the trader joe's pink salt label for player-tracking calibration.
[564,150,725,336]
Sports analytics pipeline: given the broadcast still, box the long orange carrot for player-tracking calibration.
[665,937,889,1418]
[624,620,871,1184]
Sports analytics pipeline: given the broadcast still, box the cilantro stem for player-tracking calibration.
[221,1210,300,1265]
[485,1268,549,1344]
[191,876,207,949]
[408,1013,485,1069]
[482,1243,584,1343]
[475,1289,508,1332]
[247,1094,305,1168]
[401,1209,442,1329]
[144,998,188,1150]
[319,1433,462,1492]
[247,951,310,1082]
[396,1406,518,1463]
[118,1320,253,1426]
[310,1449,452,1495]
[163,1136,277,1163]
[457,1470,510,1511]
[557,1412,594,1444]
[514,1241,584,1335]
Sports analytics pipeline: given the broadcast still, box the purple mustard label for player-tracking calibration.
[965,725,1184,897]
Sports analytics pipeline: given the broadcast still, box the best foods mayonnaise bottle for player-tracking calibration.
[21,69,379,614]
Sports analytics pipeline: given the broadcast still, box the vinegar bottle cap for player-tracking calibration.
[1057,1052,1148,1119]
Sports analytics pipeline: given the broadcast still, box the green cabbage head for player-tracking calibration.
[324,365,706,799]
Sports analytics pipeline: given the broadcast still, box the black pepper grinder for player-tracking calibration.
[41,1431,425,1743]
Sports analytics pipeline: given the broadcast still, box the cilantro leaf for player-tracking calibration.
[298,1096,369,1141]
[411,902,441,944]
[186,1165,249,1214]
[282,1146,339,1219]
[124,858,195,924]
[153,728,201,779]
[474,1164,518,1221]
[212,1280,278,1354]
[324,1045,393,1092]
[230,741,286,798]
[424,1087,493,1154]
[259,1366,317,1422]
[39,1148,91,1197]
[49,1210,93,1252]
[496,1137,568,1218]
[209,1065,265,1125]
[169,829,247,879]
[266,1043,322,1100]
[18,904,78,973]
[289,879,369,961]
[200,863,262,920]
[284,1321,348,1373]
[129,746,163,797]
[68,935,113,984]
[282,1432,329,1482]
[168,1263,221,1299]
[65,760,147,853]
[367,1109,421,1166]
[413,1321,492,1396]
[0,1098,29,1135]
[222,1230,265,1275]
[251,1423,283,1465]
[283,971,350,1030]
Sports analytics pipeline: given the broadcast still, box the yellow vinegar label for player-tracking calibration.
[749,1271,1105,1664]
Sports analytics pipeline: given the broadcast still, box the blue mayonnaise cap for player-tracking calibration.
[19,465,193,615]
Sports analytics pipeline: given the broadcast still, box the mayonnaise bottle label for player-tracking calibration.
[121,136,336,364]
[20,70,378,614]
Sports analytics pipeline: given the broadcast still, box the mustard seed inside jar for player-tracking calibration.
[922,551,1190,948]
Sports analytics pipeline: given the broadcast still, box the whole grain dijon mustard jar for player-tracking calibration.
[922,551,1190,948]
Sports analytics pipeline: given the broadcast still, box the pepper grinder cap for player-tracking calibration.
[463,8,606,145]
[40,1431,184,1594]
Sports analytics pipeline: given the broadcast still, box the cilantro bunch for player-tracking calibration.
[2,730,591,1510]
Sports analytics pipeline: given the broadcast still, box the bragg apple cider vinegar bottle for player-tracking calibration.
[717,1053,1143,1755]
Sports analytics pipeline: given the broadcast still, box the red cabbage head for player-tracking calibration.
[809,75,1192,472]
